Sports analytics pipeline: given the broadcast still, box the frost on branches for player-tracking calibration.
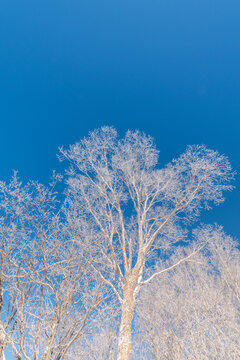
[61,127,235,360]
[0,127,237,360]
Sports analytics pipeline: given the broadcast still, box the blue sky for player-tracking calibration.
[0,0,240,242]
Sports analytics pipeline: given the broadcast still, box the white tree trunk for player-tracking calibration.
[0,325,5,360]
[117,286,135,360]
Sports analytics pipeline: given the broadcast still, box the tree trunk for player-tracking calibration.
[0,276,4,360]
[0,326,5,360]
[117,286,135,360]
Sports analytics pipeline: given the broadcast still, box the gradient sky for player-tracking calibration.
[0,0,240,245]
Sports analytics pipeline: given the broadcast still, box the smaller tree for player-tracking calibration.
[135,226,240,359]
[1,175,109,360]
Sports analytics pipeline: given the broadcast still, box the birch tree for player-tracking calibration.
[61,126,234,360]
[135,226,240,359]
[0,174,108,360]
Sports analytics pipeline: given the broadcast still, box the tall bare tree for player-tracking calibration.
[61,126,234,359]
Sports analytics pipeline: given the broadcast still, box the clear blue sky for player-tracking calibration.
[0,0,240,242]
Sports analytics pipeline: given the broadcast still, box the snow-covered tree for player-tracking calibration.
[135,227,240,359]
[0,174,108,360]
[61,126,234,359]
